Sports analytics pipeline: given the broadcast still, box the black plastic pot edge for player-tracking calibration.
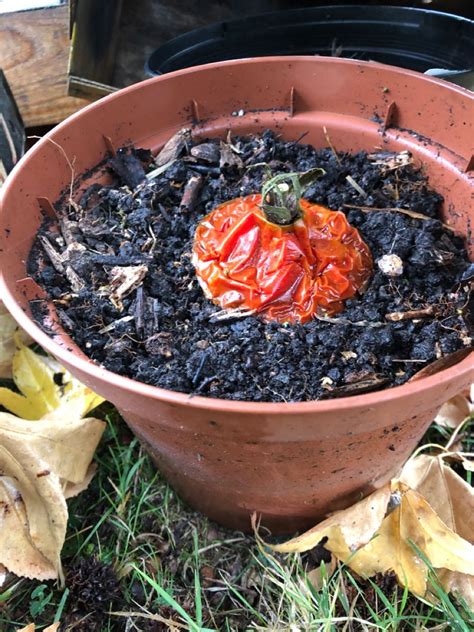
[145,4,474,78]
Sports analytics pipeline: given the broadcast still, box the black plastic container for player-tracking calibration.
[146,5,474,76]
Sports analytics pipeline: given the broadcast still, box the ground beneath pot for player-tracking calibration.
[29,130,472,402]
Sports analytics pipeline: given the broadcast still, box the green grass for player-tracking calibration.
[0,407,472,631]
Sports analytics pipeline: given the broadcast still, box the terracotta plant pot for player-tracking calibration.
[0,58,472,533]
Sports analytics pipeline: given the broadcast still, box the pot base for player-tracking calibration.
[121,402,437,534]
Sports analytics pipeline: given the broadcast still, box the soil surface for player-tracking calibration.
[29,130,472,402]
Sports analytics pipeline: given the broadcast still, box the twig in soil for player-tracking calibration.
[192,351,209,386]
[328,374,389,396]
[208,307,256,322]
[188,163,220,175]
[368,150,413,172]
[409,348,472,381]
[145,158,175,181]
[134,286,146,334]
[391,358,428,363]
[90,254,151,266]
[56,307,76,330]
[323,126,341,165]
[385,306,437,321]
[179,174,203,212]
[343,203,454,229]
[345,175,367,198]
[315,314,384,328]
[98,315,134,334]
[39,235,65,273]
[57,215,79,246]
[288,130,310,146]
[195,375,218,393]
[65,265,84,292]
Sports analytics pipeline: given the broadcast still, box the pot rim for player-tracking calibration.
[1,56,473,413]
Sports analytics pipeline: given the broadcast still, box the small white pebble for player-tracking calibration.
[377,254,404,277]
[237,109,245,117]
[320,376,334,386]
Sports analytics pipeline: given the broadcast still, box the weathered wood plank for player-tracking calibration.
[68,0,123,99]
[0,4,90,126]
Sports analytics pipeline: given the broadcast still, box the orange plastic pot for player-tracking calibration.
[0,58,473,533]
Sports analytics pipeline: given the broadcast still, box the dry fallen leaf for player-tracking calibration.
[307,557,337,591]
[435,393,473,429]
[0,412,105,580]
[400,453,474,607]
[0,336,104,420]
[105,264,148,310]
[0,301,32,378]
[273,478,474,604]
[271,484,392,557]
[18,623,60,632]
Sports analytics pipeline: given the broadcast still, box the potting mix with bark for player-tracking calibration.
[29,130,472,402]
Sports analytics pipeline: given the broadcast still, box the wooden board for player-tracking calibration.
[68,0,122,99]
[0,4,91,127]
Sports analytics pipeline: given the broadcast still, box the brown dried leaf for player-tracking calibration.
[155,127,191,166]
[107,264,148,309]
[0,413,105,580]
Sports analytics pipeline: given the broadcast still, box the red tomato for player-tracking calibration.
[193,194,372,323]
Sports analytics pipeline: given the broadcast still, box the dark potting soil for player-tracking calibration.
[29,130,472,402]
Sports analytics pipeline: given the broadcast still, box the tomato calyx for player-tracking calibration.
[260,168,326,226]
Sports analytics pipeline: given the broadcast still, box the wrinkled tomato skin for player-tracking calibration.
[192,194,372,323]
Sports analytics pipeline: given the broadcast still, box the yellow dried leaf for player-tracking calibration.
[63,463,97,499]
[274,457,474,604]
[18,624,60,632]
[272,483,392,556]
[400,453,474,607]
[349,484,474,597]
[0,302,32,378]
[435,394,473,429]
[0,337,104,420]
[0,412,105,580]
